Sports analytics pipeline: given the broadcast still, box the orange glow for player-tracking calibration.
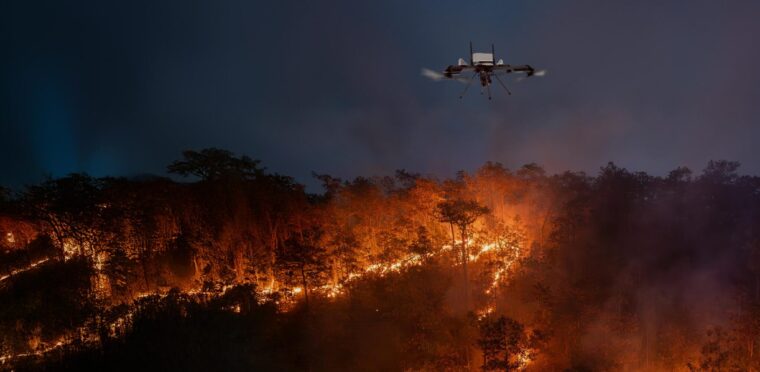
[0,258,50,283]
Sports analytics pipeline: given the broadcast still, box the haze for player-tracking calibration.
[3,0,760,187]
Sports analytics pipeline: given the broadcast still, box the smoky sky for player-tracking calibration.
[2,0,760,189]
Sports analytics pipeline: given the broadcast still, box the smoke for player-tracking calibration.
[3,0,760,190]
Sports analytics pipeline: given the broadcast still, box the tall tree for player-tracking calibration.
[436,199,489,307]
[104,245,133,301]
[276,228,330,307]
[21,173,102,256]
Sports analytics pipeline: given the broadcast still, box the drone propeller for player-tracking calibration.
[421,68,445,81]
[421,68,469,83]
[515,69,548,82]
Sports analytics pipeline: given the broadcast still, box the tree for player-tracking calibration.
[478,315,527,371]
[312,173,343,201]
[700,160,741,184]
[409,226,434,257]
[104,245,134,301]
[435,199,489,307]
[21,173,102,256]
[516,163,546,181]
[167,148,263,181]
[276,228,330,307]
[667,166,693,184]
[689,327,742,372]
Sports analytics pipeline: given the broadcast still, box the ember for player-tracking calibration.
[2,153,760,371]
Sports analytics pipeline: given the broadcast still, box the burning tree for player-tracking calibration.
[21,174,103,256]
[275,228,330,306]
[436,199,489,307]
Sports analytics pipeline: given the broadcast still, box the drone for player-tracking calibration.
[423,42,544,99]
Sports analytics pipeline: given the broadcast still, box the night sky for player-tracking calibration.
[3,0,760,189]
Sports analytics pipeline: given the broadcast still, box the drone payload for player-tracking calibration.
[423,42,544,100]
[471,52,496,65]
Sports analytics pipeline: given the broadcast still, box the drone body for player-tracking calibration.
[424,42,543,99]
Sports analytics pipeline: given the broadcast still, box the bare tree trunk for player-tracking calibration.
[749,339,754,372]
[449,222,456,249]
[301,263,310,309]
[140,255,151,290]
[539,207,552,249]
[461,226,469,309]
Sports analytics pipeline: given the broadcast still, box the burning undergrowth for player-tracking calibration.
[1,150,760,371]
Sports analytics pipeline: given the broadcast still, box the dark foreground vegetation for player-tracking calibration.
[2,149,760,371]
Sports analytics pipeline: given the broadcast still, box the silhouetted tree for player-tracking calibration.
[409,226,434,257]
[478,315,527,371]
[436,199,489,307]
[104,246,133,301]
[276,228,330,307]
[689,327,742,372]
[167,148,263,181]
[21,173,102,255]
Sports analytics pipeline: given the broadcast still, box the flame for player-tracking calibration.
[477,306,495,321]
[1,232,527,365]
[0,258,50,282]
[62,240,79,260]
[469,241,498,262]
[517,350,532,369]
[0,337,67,365]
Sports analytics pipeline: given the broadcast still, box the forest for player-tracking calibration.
[2,148,760,371]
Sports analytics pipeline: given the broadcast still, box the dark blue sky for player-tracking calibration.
[3,0,760,188]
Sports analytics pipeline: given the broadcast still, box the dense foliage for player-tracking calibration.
[2,149,760,371]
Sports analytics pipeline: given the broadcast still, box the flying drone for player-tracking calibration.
[423,42,544,99]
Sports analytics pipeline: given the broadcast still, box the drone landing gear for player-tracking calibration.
[459,73,511,100]
[459,73,477,99]
[493,74,512,96]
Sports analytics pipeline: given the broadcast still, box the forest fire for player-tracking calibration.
[0,235,523,367]
[1,150,760,371]
[5,0,760,369]
[0,338,66,365]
